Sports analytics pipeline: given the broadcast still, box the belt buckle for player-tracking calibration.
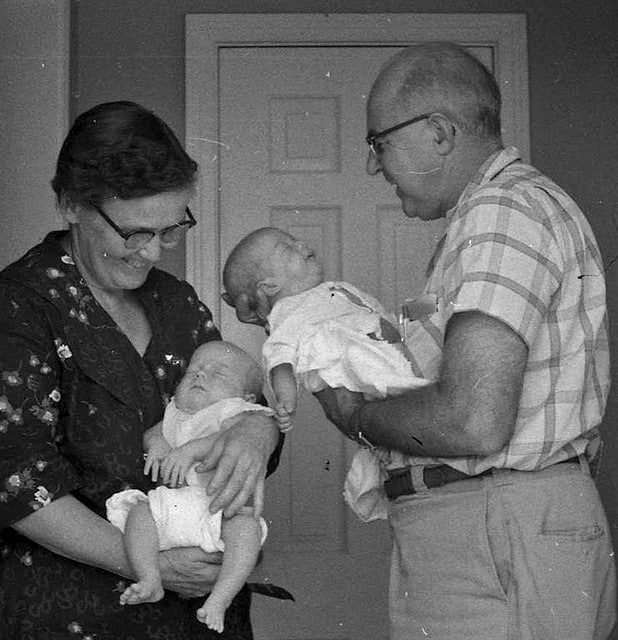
[431,465,448,487]
[384,467,416,500]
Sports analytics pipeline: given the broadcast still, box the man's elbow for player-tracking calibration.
[464,419,513,456]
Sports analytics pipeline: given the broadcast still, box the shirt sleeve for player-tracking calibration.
[442,189,563,347]
[262,334,298,374]
[0,283,81,529]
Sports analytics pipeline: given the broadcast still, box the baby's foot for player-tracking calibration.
[196,601,225,633]
[119,580,164,605]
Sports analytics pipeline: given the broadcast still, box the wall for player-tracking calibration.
[0,0,70,267]
[21,0,618,628]
[70,0,618,282]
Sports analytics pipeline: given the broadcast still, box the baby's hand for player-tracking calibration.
[274,403,294,433]
[160,445,195,488]
[144,438,173,482]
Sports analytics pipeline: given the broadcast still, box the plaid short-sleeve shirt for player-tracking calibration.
[401,147,610,474]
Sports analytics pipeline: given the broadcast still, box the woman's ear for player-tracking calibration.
[59,199,80,225]
[244,393,257,404]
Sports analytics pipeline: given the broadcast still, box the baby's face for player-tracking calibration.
[263,231,324,297]
[174,343,252,414]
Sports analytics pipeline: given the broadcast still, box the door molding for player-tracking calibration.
[185,13,529,315]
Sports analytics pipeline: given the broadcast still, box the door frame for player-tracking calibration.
[185,13,529,316]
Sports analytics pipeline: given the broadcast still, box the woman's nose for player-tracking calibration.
[137,235,162,262]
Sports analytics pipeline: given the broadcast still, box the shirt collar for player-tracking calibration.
[447,146,522,223]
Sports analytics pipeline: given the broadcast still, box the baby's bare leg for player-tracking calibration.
[196,508,262,632]
[120,500,165,605]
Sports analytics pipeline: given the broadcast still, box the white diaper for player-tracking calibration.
[106,486,268,552]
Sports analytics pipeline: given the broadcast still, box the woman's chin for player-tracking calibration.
[117,261,152,287]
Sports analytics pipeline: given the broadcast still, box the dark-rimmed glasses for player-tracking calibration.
[94,204,197,250]
[366,113,434,156]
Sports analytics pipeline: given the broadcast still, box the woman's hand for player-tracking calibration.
[194,411,279,519]
[159,547,222,597]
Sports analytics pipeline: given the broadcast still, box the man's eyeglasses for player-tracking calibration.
[93,204,197,251]
[366,113,434,156]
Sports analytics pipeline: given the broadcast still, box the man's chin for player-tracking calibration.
[401,200,443,221]
[400,199,421,219]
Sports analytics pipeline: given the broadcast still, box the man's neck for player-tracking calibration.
[445,141,503,211]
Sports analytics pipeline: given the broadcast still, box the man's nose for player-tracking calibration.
[366,150,382,176]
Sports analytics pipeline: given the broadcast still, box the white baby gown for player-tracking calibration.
[264,282,431,522]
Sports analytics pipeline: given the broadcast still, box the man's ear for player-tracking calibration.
[244,393,257,404]
[429,114,456,156]
[257,278,281,298]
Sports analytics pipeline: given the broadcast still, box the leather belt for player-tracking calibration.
[384,458,579,500]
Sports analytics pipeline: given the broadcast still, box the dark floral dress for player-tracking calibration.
[0,232,267,640]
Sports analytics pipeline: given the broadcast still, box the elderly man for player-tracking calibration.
[232,43,616,639]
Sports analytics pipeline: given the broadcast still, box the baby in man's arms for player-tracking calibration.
[223,227,431,522]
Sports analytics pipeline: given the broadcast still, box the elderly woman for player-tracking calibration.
[0,101,281,640]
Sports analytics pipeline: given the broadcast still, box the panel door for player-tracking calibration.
[186,13,527,639]
[217,46,473,640]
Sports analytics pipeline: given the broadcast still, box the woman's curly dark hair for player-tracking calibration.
[51,101,198,208]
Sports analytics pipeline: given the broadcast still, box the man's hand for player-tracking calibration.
[159,547,222,597]
[194,411,279,518]
[313,386,366,439]
[221,290,271,331]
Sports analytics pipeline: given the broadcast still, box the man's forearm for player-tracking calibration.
[352,312,526,458]
[353,383,472,456]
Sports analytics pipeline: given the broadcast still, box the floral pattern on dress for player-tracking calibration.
[46,264,96,326]
[0,340,61,445]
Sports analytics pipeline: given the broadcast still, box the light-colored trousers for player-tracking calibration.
[388,462,616,640]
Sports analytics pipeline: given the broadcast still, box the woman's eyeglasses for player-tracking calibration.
[93,204,197,250]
